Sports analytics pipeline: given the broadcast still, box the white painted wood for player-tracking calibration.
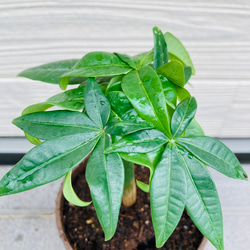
[1,0,250,137]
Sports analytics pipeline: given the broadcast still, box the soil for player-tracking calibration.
[62,162,203,250]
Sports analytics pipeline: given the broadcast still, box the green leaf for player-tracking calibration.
[136,180,150,193]
[60,52,132,90]
[157,60,187,88]
[86,134,124,241]
[21,103,54,145]
[22,86,86,115]
[84,78,111,128]
[0,133,100,196]
[63,170,92,207]
[13,110,100,140]
[160,74,177,109]
[150,144,187,248]
[120,146,165,192]
[153,27,168,71]
[68,77,88,85]
[114,53,138,69]
[107,90,144,144]
[184,65,192,84]
[105,75,123,94]
[78,76,113,87]
[115,50,154,70]
[121,66,171,136]
[171,97,197,138]
[177,136,248,180]
[24,132,41,145]
[183,119,205,137]
[46,85,86,110]
[18,59,79,84]
[21,102,50,144]
[120,146,164,170]
[176,147,224,250]
[106,120,153,136]
[164,32,195,75]
[105,129,168,154]
[107,91,141,122]
[132,50,154,68]
[176,86,191,102]
[21,86,86,145]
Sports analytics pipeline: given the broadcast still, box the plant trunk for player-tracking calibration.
[122,160,136,207]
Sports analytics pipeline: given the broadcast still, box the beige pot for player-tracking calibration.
[55,159,208,250]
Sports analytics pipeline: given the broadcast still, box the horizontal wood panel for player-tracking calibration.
[1,0,250,137]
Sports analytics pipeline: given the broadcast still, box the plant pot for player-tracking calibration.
[55,158,207,250]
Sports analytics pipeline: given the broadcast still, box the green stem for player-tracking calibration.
[122,160,137,207]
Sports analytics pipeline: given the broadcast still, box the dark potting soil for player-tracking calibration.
[62,163,203,250]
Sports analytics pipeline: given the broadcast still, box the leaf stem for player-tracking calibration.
[122,160,136,207]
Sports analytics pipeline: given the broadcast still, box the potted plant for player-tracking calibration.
[0,27,247,249]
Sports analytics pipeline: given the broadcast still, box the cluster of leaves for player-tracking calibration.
[0,27,247,249]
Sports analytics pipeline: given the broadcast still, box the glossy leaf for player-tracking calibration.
[132,50,154,68]
[164,32,195,75]
[184,66,192,83]
[153,26,168,70]
[171,97,197,138]
[115,50,154,70]
[136,180,150,193]
[20,86,86,145]
[115,53,138,69]
[120,146,164,170]
[84,78,110,128]
[60,52,132,90]
[105,129,168,154]
[122,146,164,193]
[24,132,41,145]
[0,133,100,196]
[177,137,248,180]
[120,146,165,192]
[21,102,52,145]
[63,170,92,207]
[176,86,191,102]
[78,76,113,87]
[150,144,187,248]
[107,90,144,144]
[176,147,224,250]
[157,61,187,88]
[13,110,100,140]
[160,74,177,109]
[121,66,170,136]
[46,85,86,110]
[68,76,88,85]
[86,134,124,240]
[107,91,141,122]
[183,119,205,137]
[22,86,86,115]
[18,59,79,84]
[105,75,123,94]
[106,120,153,136]
[22,103,54,116]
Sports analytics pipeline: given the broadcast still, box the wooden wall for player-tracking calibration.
[1,0,250,137]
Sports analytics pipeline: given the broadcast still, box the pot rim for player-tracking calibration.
[55,175,73,250]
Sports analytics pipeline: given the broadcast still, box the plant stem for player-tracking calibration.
[122,160,137,207]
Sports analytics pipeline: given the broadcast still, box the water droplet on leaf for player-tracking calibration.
[178,147,185,153]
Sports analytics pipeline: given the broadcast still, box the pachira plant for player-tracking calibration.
[0,27,247,249]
